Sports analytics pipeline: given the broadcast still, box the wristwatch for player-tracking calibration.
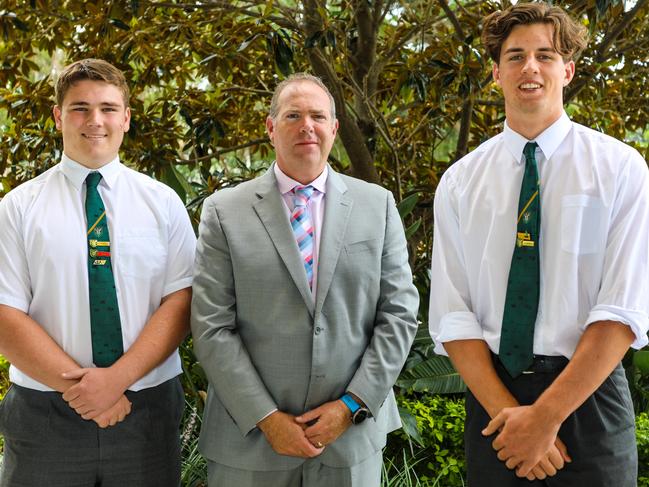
[340,393,370,425]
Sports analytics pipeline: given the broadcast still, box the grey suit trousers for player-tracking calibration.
[207,449,382,487]
[0,377,184,487]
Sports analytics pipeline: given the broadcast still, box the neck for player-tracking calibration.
[276,161,325,185]
[506,109,563,140]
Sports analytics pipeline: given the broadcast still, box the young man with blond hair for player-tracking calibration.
[429,3,648,485]
[0,58,195,486]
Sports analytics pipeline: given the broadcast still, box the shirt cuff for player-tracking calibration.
[0,294,30,313]
[432,311,484,355]
[162,277,193,298]
[586,304,649,349]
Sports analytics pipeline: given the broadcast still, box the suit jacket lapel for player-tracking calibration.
[253,168,315,315]
[315,169,352,314]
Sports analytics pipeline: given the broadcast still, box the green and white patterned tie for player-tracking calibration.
[499,142,540,378]
[85,172,123,367]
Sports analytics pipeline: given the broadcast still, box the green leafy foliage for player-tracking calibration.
[638,412,649,486]
[397,355,466,394]
[387,394,466,487]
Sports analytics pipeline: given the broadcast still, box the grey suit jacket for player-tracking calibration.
[191,165,419,471]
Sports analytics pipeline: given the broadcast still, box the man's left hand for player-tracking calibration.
[295,400,352,447]
[61,367,127,419]
[482,404,561,478]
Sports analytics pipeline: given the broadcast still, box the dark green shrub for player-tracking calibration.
[387,393,466,486]
[638,412,649,487]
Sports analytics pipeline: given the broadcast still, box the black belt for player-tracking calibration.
[493,353,568,374]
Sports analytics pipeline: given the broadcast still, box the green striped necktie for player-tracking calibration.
[85,172,123,367]
[499,142,540,378]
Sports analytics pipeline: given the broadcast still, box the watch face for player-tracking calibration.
[352,408,369,425]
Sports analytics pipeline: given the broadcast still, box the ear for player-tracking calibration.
[265,116,275,146]
[563,60,575,86]
[332,118,339,136]
[492,63,502,87]
[53,105,63,130]
[123,106,131,132]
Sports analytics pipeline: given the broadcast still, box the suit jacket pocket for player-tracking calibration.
[344,238,381,255]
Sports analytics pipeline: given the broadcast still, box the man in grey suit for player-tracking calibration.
[191,73,419,486]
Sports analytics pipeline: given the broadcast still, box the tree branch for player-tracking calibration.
[174,137,268,164]
[565,0,648,102]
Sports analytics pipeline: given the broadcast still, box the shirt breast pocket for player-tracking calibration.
[561,195,606,255]
[116,228,166,279]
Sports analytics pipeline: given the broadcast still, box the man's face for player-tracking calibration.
[493,22,575,128]
[53,80,130,169]
[266,80,338,183]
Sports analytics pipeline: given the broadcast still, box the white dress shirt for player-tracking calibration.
[0,154,196,391]
[274,162,327,298]
[429,112,649,358]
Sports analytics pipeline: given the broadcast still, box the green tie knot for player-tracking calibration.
[523,142,538,162]
[86,172,102,190]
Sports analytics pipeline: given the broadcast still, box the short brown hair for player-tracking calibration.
[269,73,336,121]
[482,2,588,63]
[55,58,129,107]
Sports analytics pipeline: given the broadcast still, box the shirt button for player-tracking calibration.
[315,327,322,335]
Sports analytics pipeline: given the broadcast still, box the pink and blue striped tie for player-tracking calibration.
[291,185,315,289]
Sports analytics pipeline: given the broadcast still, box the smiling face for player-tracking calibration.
[493,22,575,138]
[266,80,338,184]
[53,80,130,169]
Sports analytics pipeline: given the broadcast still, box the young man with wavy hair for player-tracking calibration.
[430,3,648,485]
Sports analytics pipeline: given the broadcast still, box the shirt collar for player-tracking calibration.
[503,111,572,164]
[60,154,123,191]
[273,162,328,195]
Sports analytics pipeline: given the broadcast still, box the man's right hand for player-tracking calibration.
[89,394,132,428]
[257,411,324,458]
[524,438,571,480]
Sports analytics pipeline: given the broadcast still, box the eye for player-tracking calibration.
[313,114,326,120]
[286,113,299,119]
[72,107,87,111]
[102,107,118,112]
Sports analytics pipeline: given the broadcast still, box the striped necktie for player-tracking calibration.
[290,185,315,290]
[85,172,123,367]
[499,142,540,378]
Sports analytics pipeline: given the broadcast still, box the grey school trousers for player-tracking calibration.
[465,357,637,486]
[0,376,184,487]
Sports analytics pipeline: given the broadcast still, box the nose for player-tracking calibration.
[299,117,315,134]
[522,54,540,74]
[86,109,102,126]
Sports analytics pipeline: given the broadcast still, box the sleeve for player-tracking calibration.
[586,150,649,348]
[0,194,32,312]
[346,191,419,417]
[162,191,196,297]
[190,196,277,435]
[428,173,484,356]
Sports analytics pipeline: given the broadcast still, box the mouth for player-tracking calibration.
[82,133,107,140]
[519,82,542,91]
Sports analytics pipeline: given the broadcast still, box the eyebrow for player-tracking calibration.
[67,101,122,107]
[503,46,557,55]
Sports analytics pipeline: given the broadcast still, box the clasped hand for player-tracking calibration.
[482,405,571,480]
[258,400,352,458]
[61,367,131,428]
